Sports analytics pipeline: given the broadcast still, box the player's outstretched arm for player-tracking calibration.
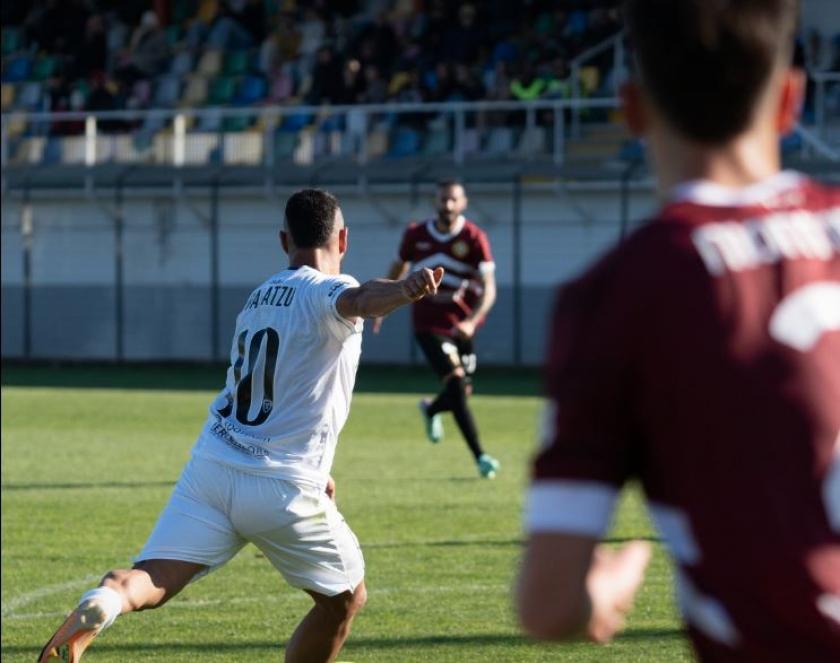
[337,267,444,321]
[516,533,651,643]
[372,259,411,333]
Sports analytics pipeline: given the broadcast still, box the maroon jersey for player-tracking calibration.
[398,216,495,335]
[526,172,840,661]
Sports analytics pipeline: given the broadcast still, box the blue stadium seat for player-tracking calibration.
[280,113,313,132]
[618,138,645,161]
[3,55,31,83]
[319,114,345,133]
[153,76,182,107]
[42,137,63,165]
[388,128,421,157]
[17,82,43,110]
[234,75,267,105]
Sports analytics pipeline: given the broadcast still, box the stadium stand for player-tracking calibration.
[0,1,632,163]
[1,1,838,168]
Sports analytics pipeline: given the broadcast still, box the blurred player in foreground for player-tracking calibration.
[39,189,443,663]
[517,0,840,660]
[374,180,501,478]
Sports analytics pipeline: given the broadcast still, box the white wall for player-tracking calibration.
[1,185,658,363]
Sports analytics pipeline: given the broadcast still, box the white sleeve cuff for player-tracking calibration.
[525,480,619,537]
[478,261,496,275]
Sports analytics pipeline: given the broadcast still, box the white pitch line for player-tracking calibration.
[2,574,101,619]
[2,580,507,621]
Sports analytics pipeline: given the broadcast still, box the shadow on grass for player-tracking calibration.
[1,363,541,397]
[365,535,661,550]
[2,627,686,656]
[1,480,176,492]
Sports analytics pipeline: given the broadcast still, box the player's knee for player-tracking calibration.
[100,569,129,591]
[443,367,466,384]
[310,583,366,624]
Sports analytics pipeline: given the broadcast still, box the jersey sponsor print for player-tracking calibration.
[398,216,494,335]
[527,172,840,661]
[192,266,363,489]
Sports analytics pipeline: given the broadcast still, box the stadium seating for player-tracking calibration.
[1,83,14,111]
[18,2,820,167]
[3,56,31,83]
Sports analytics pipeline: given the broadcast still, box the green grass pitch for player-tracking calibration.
[1,364,692,662]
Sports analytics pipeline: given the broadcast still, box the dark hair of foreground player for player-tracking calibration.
[625,0,799,144]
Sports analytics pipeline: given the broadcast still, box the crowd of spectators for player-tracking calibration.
[2,0,837,142]
[2,0,624,124]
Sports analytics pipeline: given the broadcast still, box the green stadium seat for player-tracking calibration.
[1,27,22,55]
[32,56,58,81]
[165,25,182,47]
[222,115,251,132]
[207,77,236,105]
[273,131,298,162]
[422,129,450,156]
[224,50,249,77]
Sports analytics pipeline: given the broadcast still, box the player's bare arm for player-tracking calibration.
[517,533,651,643]
[337,267,443,321]
[456,270,497,340]
[372,259,411,333]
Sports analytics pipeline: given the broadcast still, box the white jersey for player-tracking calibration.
[192,265,363,488]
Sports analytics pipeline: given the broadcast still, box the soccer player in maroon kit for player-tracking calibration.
[374,180,502,478]
[516,1,840,661]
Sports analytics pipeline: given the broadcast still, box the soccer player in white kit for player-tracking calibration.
[38,189,444,663]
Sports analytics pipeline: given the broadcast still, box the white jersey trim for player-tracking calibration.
[525,480,618,537]
[425,215,466,242]
[668,170,803,207]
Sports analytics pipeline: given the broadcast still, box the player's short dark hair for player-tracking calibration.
[437,179,465,193]
[624,0,799,144]
[284,189,340,248]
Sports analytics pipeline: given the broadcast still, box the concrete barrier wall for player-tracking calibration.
[1,185,657,365]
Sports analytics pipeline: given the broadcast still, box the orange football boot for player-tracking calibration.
[38,600,108,663]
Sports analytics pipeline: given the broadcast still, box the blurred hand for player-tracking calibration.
[372,317,384,334]
[401,267,444,302]
[586,540,652,643]
[455,319,477,340]
[325,476,336,503]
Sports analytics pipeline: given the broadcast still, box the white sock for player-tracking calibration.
[78,586,123,630]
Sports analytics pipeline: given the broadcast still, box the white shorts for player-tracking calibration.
[136,456,364,596]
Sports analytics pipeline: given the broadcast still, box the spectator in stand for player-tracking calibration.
[511,63,546,101]
[451,63,485,101]
[442,4,485,65]
[339,58,365,104]
[306,47,346,105]
[359,64,388,104]
[74,14,109,80]
[231,0,266,44]
[543,58,571,100]
[354,11,399,72]
[87,73,123,133]
[116,10,169,87]
[425,62,456,102]
[267,62,295,104]
[26,0,87,56]
[206,2,256,49]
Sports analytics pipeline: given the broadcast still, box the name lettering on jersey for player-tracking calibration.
[692,209,840,275]
[245,285,296,310]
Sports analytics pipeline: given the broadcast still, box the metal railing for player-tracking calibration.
[0,98,623,170]
[1,95,837,174]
